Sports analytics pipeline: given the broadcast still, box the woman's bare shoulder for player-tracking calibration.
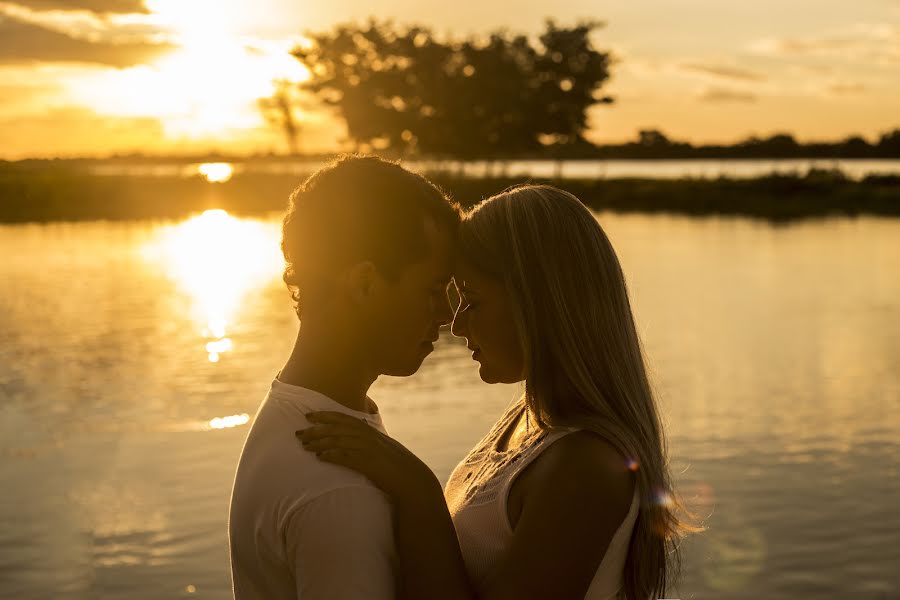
[526,430,635,514]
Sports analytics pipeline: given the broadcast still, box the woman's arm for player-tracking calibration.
[298,414,635,600]
[391,475,476,600]
[297,412,477,600]
[483,431,635,600]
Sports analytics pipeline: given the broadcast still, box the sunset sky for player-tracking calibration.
[1,0,898,158]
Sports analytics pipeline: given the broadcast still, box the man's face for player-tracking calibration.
[363,221,455,377]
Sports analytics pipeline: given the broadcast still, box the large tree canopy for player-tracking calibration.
[291,20,613,159]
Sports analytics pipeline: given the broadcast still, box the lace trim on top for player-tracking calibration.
[454,399,552,508]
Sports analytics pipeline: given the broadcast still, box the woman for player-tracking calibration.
[297,184,689,599]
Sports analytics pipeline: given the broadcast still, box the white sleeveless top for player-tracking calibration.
[444,399,640,599]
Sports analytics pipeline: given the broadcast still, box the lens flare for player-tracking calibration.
[653,487,674,508]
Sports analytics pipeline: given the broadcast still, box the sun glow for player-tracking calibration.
[69,0,309,140]
[198,162,234,183]
[143,209,283,362]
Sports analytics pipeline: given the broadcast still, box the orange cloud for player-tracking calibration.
[2,0,148,13]
[0,13,173,66]
[696,87,758,103]
[679,62,766,82]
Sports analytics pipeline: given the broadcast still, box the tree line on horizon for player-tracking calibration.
[255,20,900,160]
[588,128,900,160]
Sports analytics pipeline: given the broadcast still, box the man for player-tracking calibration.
[229,155,460,599]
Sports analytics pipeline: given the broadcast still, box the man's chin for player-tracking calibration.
[383,356,429,378]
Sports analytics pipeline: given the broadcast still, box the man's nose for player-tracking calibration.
[435,293,454,327]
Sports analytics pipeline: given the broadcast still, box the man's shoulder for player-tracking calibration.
[233,426,383,512]
[288,483,391,520]
[282,484,394,555]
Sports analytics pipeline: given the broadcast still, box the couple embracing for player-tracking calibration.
[229,155,687,600]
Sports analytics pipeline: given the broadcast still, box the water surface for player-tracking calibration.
[1,211,898,598]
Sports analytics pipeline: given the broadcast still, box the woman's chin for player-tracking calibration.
[476,362,525,385]
[476,363,500,384]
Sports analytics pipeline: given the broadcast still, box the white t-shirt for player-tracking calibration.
[229,379,396,600]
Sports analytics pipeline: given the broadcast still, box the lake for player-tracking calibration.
[1,210,898,599]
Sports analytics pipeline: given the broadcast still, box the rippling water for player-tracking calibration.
[1,211,898,599]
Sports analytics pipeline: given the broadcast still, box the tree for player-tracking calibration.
[877,129,900,157]
[638,129,672,148]
[258,79,308,154]
[290,20,613,159]
[533,20,613,147]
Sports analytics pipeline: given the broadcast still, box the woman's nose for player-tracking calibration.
[450,305,467,338]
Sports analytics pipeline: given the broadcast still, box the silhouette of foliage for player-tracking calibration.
[258,79,308,155]
[2,162,898,223]
[290,20,613,158]
[588,128,900,159]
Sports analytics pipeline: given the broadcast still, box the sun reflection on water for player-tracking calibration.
[209,413,251,430]
[143,209,283,361]
[197,162,234,183]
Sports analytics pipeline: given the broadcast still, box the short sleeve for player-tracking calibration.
[284,485,396,599]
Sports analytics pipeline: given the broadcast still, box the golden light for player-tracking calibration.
[142,209,283,362]
[208,413,251,430]
[68,1,309,140]
[198,162,234,183]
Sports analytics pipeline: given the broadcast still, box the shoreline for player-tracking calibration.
[1,166,898,224]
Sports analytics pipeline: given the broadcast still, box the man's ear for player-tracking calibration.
[344,261,380,304]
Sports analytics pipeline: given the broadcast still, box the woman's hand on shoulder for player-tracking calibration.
[295,411,441,503]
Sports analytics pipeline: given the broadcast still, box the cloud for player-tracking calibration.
[678,62,766,82]
[2,0,148,14]
[696,87,758,103]
[826,82,868,95]
[0,2,166,43]
[0,13,173,66]
[749,24,900,65]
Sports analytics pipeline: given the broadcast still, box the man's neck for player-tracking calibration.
[278,322,378,414]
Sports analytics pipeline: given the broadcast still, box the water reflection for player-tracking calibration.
[197,162,234,183]
[2,214,898,599]
[141,209,282,361]
[208,413,251,430]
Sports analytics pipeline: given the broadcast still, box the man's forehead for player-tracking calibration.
[451,253,478,280]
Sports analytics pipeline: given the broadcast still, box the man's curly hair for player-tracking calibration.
[281,155,461,318]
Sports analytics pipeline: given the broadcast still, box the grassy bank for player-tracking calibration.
[1,164,898,223]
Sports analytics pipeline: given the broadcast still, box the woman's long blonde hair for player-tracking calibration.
[459,184,690,600]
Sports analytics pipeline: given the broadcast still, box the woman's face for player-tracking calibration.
[450,259,525,384]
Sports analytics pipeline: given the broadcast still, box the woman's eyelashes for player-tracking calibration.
[458,294,478,312]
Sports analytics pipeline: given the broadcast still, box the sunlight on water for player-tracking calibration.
[141,209,282,361]
[208,414,251,430]
[197,162,234,183]
[1,215,897,599]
